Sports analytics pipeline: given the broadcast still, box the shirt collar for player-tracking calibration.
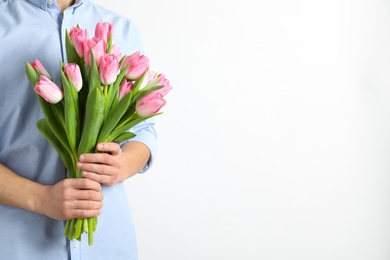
[25,0,85,10]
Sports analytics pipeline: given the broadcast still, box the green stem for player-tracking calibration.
[88,218,94,245]
[68,219,77,240]
[104,85,108,97]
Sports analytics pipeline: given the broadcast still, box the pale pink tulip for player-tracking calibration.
[99,54,119,85]
[29,59,51,79]
[118,79,134,100]
[138,70,157,90]
[84,37,106,67]
[136,92,166,116]
[154,73,172,96]
[95,22,113,43]
[69,27,89,58]
[34,75,63,104]
[110,44,123,60]
[63,63,83,92]
[122,51,150,80]
[138,72,172,96]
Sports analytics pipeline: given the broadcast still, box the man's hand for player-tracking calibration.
[76,142,124,186]
[76,141,151,187]
[0,164,104,221]
[39,178,104,220]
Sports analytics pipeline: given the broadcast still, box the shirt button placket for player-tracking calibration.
[70,241,81,260]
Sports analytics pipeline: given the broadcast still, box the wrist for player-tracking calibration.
[25,182,49,215]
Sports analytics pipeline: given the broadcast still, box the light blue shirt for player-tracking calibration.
[0,0,157,259]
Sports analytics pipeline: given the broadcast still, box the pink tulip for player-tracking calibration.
[138,71,172,94]
[34,75,63,104]
[137,71,172,97]
[99,54,119,85]
[69,27,89,58]
[29,59,51,79]
[138,70,157,90]
[136,92,166,116]
[63,63,83,92]
[95,22,114,43]
[110,44,123,60]
[154,73,172,96]
[84,37,106,67]
[122,51,150,80]
[118,79,134,100]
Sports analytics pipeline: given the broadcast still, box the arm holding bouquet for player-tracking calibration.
[0,163,103,220]
[0,139,149,219]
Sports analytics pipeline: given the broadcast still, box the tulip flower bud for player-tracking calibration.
[154,73,172,96]
[110,44,123,61]
[118,79,134,100]
[122,51,150,80]
[29,59,51,79]
[34,75,63,104]
[137,70,156,90]
[95,22,114,43]
[84,37,106,67]
[69,27,89,58]
[63,63,83,92]
[136,92,166,116]
[99,54,119,85]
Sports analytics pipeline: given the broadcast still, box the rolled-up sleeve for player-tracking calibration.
[122,118,157,173]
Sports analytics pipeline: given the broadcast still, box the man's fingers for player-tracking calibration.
[82,171,113,186]
[68,209,102,219]
[75,188,104,201]
[78,153,114,166]
[70,199,103,210]
[68,178,102,192]
[96,142,122,156]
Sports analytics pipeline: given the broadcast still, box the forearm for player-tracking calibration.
[0,163,45,213]
[0,163,103,220]
[119,141,151,181]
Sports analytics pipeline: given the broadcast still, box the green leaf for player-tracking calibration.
[104,66,129,118]
[131,69,149,94]
[106,31,113,53]
[36,118,76,175]
[77,60,89,131]
[111,131,136,143]
[65,29,80,64]
[97,90,132,143]
[51,102,66,133]
[25,62,39,86]
[88,50,101,91]
[78,87,105,155]
[107,113,161,142]
[61,69,79,151]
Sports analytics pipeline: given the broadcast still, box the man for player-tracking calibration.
[0,0,156,259]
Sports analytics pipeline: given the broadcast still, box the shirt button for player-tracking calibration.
[40,4,45,9]
[74,243,79,248]
[48,0,53,4]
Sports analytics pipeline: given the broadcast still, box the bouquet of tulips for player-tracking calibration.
[25,22,171,245]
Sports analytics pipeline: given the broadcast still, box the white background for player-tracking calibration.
[94,0,390,259]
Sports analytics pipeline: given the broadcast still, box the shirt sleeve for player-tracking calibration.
[120,118,157,174]
[114,16,145,55]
